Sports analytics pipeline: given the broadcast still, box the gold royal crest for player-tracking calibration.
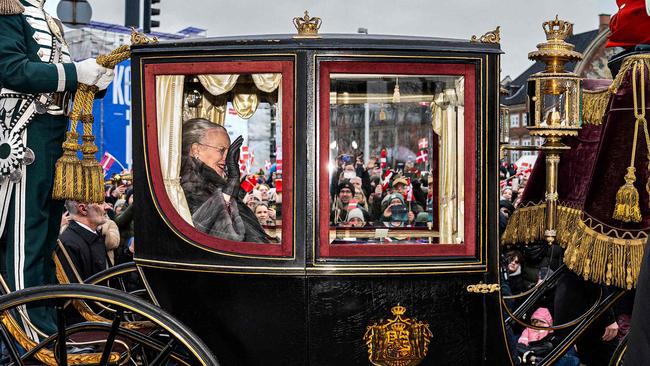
[363,304,433,366]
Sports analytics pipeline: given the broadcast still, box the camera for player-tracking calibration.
[390,204,408,222]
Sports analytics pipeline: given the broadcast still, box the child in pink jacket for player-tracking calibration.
[518,307,553,345]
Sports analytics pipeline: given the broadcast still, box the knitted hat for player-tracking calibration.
[531,307,553,327]
[337,181,355,196]
[346,208,365,223]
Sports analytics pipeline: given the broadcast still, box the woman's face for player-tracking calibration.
[255,205,269,222]
[192,128,230,177]
[257,185,270,200]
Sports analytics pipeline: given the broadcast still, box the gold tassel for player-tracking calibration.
[582,89,611,125]
[605,262,613,286]
[52,131,84,202]
[0,0,24,15]
[613,167,642,223]
[80,111,104,204]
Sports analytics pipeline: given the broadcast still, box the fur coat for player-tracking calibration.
[180,156,270,243]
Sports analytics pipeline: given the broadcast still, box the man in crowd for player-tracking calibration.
[59,201,110,281]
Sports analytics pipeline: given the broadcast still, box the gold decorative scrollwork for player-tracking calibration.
[364,304,432,366]
[470,26,501,44]
[130,28,159,45]
[466,282,501,293]
[293,10,322,38]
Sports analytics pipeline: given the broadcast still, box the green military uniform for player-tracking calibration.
[0,0,78,337]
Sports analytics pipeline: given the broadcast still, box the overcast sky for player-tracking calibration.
[46,0,618,78]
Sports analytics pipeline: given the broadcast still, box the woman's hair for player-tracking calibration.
[181,118,228,156]
[254,201,269,213]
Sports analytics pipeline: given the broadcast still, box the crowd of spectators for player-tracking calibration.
[329,154,433,229]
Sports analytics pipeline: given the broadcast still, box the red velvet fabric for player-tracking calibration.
[607,0,650,48]
[522,69,650,231]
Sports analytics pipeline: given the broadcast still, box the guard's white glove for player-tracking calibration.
[95,69,115,91]
[73,58,109,86]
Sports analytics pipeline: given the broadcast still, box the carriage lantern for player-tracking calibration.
[526,16,583,244]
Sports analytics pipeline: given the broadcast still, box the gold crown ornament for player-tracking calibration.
[293,11,322,38]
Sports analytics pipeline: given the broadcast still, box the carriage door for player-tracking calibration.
[310,58,509,365]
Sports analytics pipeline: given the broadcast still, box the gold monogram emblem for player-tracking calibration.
[363,305,432,366]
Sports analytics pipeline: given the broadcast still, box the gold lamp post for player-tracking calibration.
[526,16,583,244]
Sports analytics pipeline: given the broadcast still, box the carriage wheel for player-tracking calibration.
[0,283,219,366]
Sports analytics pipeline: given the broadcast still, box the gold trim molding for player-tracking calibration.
[466,282,500,293]
[470,26,500,44]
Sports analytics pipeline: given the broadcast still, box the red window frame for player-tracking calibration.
[318,61,477,258]
[144,60,294,257]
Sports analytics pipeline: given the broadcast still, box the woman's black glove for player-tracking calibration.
[223,135,244,197]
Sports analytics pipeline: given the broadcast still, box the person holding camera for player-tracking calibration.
[380,193,414,227]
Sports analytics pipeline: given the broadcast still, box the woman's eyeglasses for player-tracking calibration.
[198,143,228,155]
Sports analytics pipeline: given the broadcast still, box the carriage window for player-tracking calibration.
[327,74,465,246]
[155,73,284,244]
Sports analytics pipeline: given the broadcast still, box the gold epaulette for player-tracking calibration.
[0,0,24,15]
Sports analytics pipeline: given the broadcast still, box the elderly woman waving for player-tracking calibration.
[180,118,270,243]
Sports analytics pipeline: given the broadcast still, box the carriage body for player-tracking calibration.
[130,33,508,365]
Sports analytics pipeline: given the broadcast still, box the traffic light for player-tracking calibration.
[124,0,139,28]
[143,0,161,34]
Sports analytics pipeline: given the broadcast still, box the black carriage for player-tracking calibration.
[127,21,509,365]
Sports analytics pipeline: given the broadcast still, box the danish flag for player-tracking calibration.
[418,138,428,150]
[240,175,258,193]
[264,160,272,171]
[100,152,117,173]
[416,149,428,164]
[380,149,387,169]
[241,146,249,162]
[276,159,283,174]
[381,169,394,190]
[404,178,414,202]
[347,199,358,211]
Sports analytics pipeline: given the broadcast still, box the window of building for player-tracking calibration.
[510,114,520,128]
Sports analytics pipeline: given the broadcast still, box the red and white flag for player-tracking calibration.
[241,146,249,162]
[416,149,428,164]
[418,138,428,150]
[240,175,258,193]
[249,150,255,165]
[380,149,387,169]
[381,169,394,190]
[264,160,272,171]
[404,178,414,202]
[276,159,283,174]
[347,199,358,211]
[100,152,117,172]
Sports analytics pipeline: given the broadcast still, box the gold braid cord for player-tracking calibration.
[53,44,132,203]
[0,312,121,365]
[501,203,647,289]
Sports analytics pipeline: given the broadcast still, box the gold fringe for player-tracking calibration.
[613,167,642,223]
[582,89,610,125]
[0,0,23,15]
[500,203,546,245]
[502,202,646,289]
[564,218,645,289]
[500,203,580,248]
